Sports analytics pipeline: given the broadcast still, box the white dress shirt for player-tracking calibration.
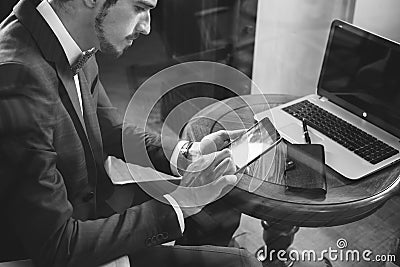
[36,0,185,233]
[37,0,83,115]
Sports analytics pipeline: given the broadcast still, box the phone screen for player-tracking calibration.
[229,117,281,172]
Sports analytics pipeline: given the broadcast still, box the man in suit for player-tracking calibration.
[0,0,262,266]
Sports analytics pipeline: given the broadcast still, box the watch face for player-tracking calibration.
[182,142,192,159]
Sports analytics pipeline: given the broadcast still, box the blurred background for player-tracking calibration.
[3,0,400,135]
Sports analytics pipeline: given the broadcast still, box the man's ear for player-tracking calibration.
[82,0,97,8]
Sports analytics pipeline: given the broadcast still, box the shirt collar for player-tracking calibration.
[36,0,82,66]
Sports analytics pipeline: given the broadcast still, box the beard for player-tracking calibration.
[94,3,126,58]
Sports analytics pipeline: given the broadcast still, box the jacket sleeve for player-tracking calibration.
[96,80,178,175]
[0,63,182,266]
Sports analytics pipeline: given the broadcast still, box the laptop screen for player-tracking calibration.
[318,20,400,138]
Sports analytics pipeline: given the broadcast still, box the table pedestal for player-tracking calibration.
[256,221,299,266]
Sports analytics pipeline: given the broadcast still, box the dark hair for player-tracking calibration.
[57,0,119,6]
[101,0,119,9]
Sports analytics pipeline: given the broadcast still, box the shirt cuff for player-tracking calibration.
[170,140,188,176]
[163,194,185,233]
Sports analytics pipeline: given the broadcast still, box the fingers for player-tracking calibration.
[215,129,247,149]
[191,149,233,177]
[211,174,237,197]
[211,148,232,168]
[226,129,247,141]
[214,156,235,177]
[185,149,231,175]
[199,136,219,154]
[213,129,246,145]
[200,129,247,155]
[224,175,238,185]
[214,130,229,141]
[216,175,237,188]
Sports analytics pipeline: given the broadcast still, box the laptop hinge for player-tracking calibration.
[319,96,329,102]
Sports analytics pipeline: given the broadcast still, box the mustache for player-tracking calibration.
[126,33,140,41]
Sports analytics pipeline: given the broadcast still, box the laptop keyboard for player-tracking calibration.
[283,100,399,165]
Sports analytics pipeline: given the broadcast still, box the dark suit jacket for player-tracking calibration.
[0,0,182,265]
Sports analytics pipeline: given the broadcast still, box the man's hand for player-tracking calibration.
[199,129,246,155]
[170,149,237,218]
[176,130,245,173]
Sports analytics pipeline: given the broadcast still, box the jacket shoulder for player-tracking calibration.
[0,13,53,73]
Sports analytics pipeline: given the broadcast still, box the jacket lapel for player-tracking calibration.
[13,0,87,134]
[80,61,115,202]
[80,62,104,165]
[56,62,88,136]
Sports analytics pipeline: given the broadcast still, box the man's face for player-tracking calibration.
[95,0,157,57]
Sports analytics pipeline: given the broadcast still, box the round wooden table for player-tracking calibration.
[181,94,400,227]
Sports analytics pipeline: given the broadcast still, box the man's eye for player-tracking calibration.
[135,6,146,13]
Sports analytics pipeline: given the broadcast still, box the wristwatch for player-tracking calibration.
[177,141,201,176]
[181,141,194,159]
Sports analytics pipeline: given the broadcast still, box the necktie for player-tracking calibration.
[71,48,98,75]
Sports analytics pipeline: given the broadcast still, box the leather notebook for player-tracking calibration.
[284,144,327,195]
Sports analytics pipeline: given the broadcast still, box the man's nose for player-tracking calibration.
[137,12,151,35]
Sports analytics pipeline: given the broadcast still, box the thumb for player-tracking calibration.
[224,174,238,185]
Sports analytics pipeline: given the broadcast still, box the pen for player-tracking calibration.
[302,119,312,144]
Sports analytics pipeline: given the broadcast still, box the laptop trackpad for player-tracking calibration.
[278,123,324,144]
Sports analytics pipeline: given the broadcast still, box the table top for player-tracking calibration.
[181,94,400,227]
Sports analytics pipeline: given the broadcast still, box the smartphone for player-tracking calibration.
[226,117,282,174]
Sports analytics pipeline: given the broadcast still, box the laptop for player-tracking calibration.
[254,19,400,180]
